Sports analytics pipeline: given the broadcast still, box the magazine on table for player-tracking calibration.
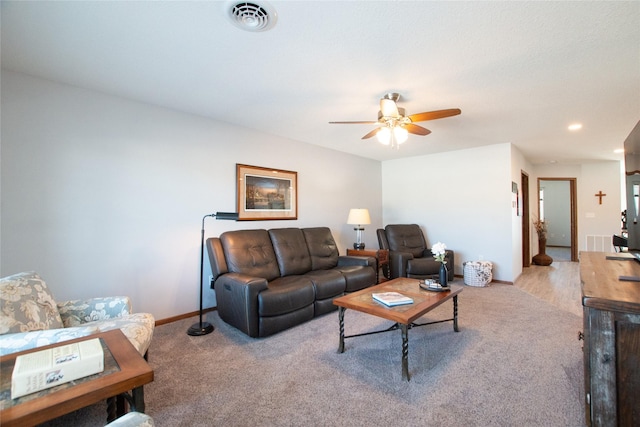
[372,292,413,306]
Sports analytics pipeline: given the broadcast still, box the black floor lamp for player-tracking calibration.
[187,211,238,336]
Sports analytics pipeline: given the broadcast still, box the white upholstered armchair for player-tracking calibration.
[0,271,154,357]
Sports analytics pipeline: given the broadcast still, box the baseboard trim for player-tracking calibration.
[155,307,217,326]
[491,279,513,285]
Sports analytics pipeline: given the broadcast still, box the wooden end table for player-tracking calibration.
[333,277,462,381]
[346,249,389,283]
[0,329,154,426]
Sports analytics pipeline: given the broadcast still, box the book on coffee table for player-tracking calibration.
[372,292,413,307]
[11,338,105,399]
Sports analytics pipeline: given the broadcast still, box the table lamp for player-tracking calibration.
[347,208,371,250]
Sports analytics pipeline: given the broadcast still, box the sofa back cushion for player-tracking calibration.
[269,228,312,276]
[385,224,426,258]
[220,229,281,281]
[302,227,339,270]
[0,271,64,334]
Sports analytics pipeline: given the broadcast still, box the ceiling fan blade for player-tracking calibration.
[361,128,381,139]
[329,121,378,124]
[404,124,432,136]
[408,108,461,123]
[380,98,400,118]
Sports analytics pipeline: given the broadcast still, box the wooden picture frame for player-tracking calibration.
[236,164,298,220]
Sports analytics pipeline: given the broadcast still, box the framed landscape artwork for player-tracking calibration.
[236,164,298,220]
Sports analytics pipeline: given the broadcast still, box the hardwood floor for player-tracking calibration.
[546,246,571,261]
[514,260,582,317]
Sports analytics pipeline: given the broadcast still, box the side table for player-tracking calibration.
[346,249,389,283]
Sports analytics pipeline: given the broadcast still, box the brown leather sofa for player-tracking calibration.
[377,224,455,281]
[206,227,376,337]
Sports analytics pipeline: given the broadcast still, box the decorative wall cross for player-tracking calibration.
[595,190,606,205]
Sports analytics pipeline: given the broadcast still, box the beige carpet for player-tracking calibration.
[40,283,585,426]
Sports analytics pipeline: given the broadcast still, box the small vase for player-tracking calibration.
[439,263,448,287]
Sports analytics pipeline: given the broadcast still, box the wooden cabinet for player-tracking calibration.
[580,252,640,426]
[346,249,389,283]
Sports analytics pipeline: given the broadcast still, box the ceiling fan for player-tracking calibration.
[329,93,461,148]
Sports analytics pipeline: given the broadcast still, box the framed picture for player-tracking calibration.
[236,164,298,220]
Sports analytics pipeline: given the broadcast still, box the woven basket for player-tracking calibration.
[463,261,493,287]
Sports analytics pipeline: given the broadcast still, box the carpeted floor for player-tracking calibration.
[40,283,585,426]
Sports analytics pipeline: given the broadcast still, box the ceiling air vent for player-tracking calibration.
[227,2,277,32]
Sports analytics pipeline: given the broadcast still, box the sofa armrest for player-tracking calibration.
[337,255,376,268]
[0,325,101,356]
[388,251,414,279]
[57,296,132,328]
[214,273,269,338]
[84,313,155,356]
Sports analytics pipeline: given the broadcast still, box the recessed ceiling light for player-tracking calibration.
[568,123,583,131]
[549,160,558,164]
[614,148,624,154]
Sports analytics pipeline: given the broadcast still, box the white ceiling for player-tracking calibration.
[2,1,639,163]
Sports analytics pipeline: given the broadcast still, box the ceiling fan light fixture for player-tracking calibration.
[329,93,461,150]
[394,126,409,144]
[377,127,391,145]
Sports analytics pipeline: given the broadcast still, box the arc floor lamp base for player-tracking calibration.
[187,322,214,336]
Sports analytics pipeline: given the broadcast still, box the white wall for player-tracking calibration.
[1,72,382,320]
[532,161,622,252]
[382,143,516,282]
[382,143,622,282]
[510,144,531,282]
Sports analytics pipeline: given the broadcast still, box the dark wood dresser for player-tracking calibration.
[580,251,640,426]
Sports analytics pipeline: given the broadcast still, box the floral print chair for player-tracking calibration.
[0,271,154,357]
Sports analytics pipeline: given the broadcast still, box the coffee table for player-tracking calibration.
[333,277,462,381]
[0,329,154,426]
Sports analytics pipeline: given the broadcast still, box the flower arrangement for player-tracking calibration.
[431,242,447,264]
[533,216,547,240]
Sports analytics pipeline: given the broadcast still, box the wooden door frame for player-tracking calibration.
[521,171,530,267]
[537,177,578,262]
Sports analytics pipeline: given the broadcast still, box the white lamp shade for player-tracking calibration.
[347,208,371,225]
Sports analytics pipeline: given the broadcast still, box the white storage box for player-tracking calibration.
[463,261,493,287]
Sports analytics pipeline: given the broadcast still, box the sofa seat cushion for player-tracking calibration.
[406,258,440,277]
[0,271,64,334]
[258,277,315,317]
[304,270,345,300]
[334,266,376,292]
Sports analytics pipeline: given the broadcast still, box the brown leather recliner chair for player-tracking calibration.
[377,224,454,281]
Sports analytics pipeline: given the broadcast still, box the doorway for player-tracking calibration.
[537,178,578,262]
